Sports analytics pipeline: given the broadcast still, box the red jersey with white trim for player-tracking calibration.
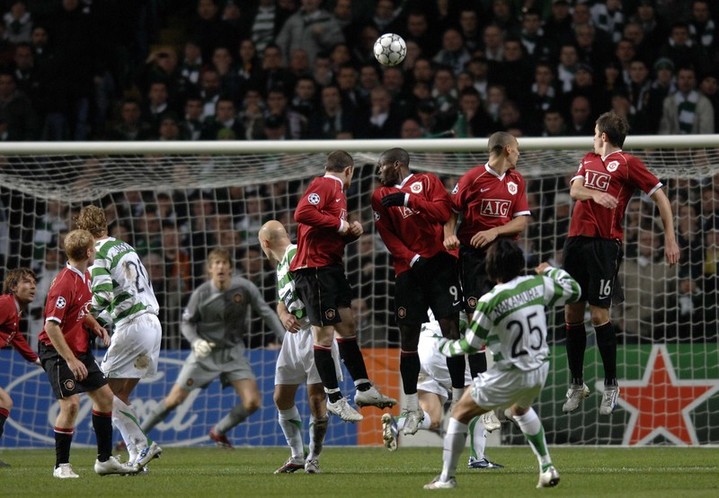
[0,294,38,362]
[568,151,662,241]
[38,265,93,355]
[451,163,530,245]
[372,172,453,276]
[291,175,348,270]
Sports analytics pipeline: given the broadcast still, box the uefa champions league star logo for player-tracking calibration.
[308,193,321,205]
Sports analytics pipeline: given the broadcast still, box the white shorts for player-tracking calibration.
[274,328,341,386]
[101,313,162,379]
[470,362,549,410]
[416,331,472,403]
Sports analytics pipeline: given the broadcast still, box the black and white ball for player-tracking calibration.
[373,33,407,67]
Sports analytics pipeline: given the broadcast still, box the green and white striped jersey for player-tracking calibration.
[439,266,581,372]
[276,244,310,330]
[90,237,159,327]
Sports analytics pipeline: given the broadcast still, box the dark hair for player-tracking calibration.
[3,268,36,294]
[486,239,525,283]
[379,147,410,167]
[596,111,629,147]
[487,131,516,156]
[325,150,354,172]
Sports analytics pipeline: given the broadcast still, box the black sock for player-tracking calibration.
[595,322,617,386]
[468,352,487,377]
[92,410,113,462]
[0,407,8,439]
[314,346,341,398]
[446,355,466,389]
[54,428,73,467]
[566,323,587,385]
[400,350,420,395]
[337,337,370,388]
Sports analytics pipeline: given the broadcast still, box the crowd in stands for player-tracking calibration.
[2,0,719,349]
[0,0,718,141]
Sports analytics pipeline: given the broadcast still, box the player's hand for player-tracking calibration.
[592,191,619,209]
[535,262,551,274]
[281,313,301,333]
[192,339,215,359]
[67,357,88,381]
[444,234,460,251]
[96,326,111,347]
[33,358,42,368]
[381,192,406,207]
[347,220,363,237]
[470,228,498,248]
[665,239,680,266]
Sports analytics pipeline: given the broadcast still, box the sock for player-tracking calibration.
[309,414,328,460]
[400,350,420,396]
[278,407,304,461]
[468,416,487,460]
[452,387,465,405]
[54,427,74,467]
[92,410,113,462]
[515,408,551,469]
[214,404,250,434]
[467,352,487,378]
[336,337,370,387]
[141,400,173,434]
[0,407,8,439]
[565,323,587,385]
[594,321,618,386]
[405,393,419,412]
[446,356,466,389]
[314,345,342,399]
[396,410,432,431]
[440,418,468,481]
[112,397,151,457]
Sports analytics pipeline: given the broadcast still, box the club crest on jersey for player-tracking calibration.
[507,181,518,195]
[480,199,511,217]
[606,160,619,172]
[233,293,243,304]
[584,170,611,191]
[467,297,478,309]
[410,181,423,194]
[63,379,75,391]
[324,308,336,321]
[397,307,407,319]
[308,193,321,205]
[55,296,66,309]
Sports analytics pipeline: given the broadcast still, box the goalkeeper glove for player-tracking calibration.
[381,192,406,207]
[191,339,215,359]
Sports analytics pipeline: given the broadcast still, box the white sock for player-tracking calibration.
[112,396,150,461]
[405,393,419,411]
[515,408,551,468]
[278,407,304,461]
[451,387,465,404]
[440,417,467,481]
[468,415,488,460]
[308,414,328,460]
[396,410,432,431]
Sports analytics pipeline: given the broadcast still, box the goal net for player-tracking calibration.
[1,137,718,449]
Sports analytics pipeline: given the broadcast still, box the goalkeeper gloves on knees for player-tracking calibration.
[192,339,216,359]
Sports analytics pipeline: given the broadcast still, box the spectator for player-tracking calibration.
[198,67,221,120]
[699,70,719,132]
[659,65,715,134]
[687,0,716,63]
[235,38,262,100]
[200,97,245,140]
[457,86,492,138]
[402,10,440,58]
[356,85,403,138]
[4,1,32,44]
[351,23,380,67]
[566,95,594,136]
[631,0,669,52]
[249,0,292,54]
[257,43,294,98]
[544,0,573,49]
[311,51,333,87]
[179,95,204,141]
[179,40,203,93]
[142,81,174,132]
[658,21,704,73]
[210,46,240,103]
[275,0,344,66]
[556,43,579,93]
[519,8,551,63]
[433,27,471,77]
[336,63,364,111]
[527,60,558,123]
[156,113,182,141]
[431,65,458,115]
[107,98,152,141]
[493,36,533,103]
[261,114,291,140]
[457,8,481,55]
[623,20,656,64]
[190,0,234,61]
[590,0,625,44]
[541,107,567,137]
[624,58,655,133]
[0,70,38,140]
[287,76,316,138]
[614,38,637,88]
[574,23,612,71]
[481,23,504,61]
[238,88,266,140]
[307,84,353,139]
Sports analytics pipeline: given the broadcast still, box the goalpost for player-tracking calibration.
[1,136,718,449]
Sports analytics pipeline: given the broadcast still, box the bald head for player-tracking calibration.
[259,220,291,264]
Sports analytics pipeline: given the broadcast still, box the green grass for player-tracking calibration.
[1,447,718,497]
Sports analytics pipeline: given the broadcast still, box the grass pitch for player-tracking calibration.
[1,446,718,497]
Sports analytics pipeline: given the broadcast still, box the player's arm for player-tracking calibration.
[443,211,460,250]
[535,262,582,306]
[471,214,529,248]
[83,313,110,347]
[45,320,88,381]
[405,178,453,224]
[437,305,489,356]
[10,330,39,364]
[650,188,680,266]
[277,301,300,333]
[569,177,618,209]
[294,189,347,233]
[248,281,285,344]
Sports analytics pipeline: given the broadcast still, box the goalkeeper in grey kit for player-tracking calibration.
[141,247,285,447]
[425,239,581,490]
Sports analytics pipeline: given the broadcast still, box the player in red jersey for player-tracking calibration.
[372,147,463,436]
[444,131,531,381]
[291,150,396,423]
[0,268,40,468]
[37,229,138,478]
[561,111,679,416]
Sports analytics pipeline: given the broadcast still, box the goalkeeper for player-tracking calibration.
[259,220,340,475]
[425,239,581,490]
[141,247,285,448]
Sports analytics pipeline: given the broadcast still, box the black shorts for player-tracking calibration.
[39,342,107,399]
[293,265,353,326]
[395,251,462,325]
[458,245,493,312]
[562,236,624,308]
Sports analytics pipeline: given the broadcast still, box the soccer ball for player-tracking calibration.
[373,33,407,67]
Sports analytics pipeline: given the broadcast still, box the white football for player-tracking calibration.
[373,33,407,67]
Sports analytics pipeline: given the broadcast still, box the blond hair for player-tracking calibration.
[75,205,108,237]
[64,229,94,262]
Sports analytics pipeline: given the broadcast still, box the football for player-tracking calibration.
[373,33,407,67]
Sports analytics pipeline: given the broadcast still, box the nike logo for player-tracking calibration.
[480,188,490,193]
[452,301,462,307]
[335,198,342,202]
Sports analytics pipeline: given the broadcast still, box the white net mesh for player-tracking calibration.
[1,137,718,448]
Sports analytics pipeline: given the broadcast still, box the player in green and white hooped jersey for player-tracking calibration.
[259,220,340,474]
[76,205,162,469]
[424,238,581,490]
